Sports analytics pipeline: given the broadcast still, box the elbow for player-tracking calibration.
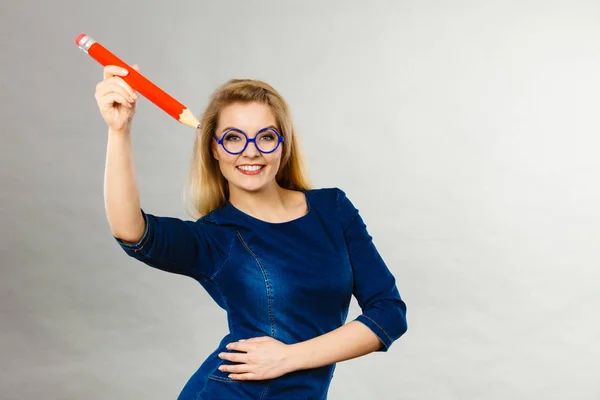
[357,298,408,352]
[394,301,408,340]
[113,211,152,254]
[113,230,144,245]
[386,298,408,342]
[108,209,147,245]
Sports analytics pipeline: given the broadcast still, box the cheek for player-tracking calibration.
[265,150,283,167]
[217,150,236,165]
[216,154,238,175]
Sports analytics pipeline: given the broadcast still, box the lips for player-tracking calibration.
[236,165,265,175]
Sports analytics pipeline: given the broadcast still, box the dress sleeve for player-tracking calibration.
[336,188,408,352]
[114,209,235,281]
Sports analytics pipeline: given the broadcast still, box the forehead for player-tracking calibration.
[217,102,276,131]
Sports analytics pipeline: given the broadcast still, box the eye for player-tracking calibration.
[224,132,243,141]
[259,134,275,141]
[258,130,277,141]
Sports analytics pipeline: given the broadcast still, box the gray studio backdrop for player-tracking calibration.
[1,1,598,399]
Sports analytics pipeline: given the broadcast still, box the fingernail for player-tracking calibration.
[132,92,138,100]
[122,68,129,75]
[239,339,246,342]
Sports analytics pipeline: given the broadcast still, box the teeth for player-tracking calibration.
[237,165,264,171]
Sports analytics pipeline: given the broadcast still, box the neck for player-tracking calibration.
[228,182,290,218]
[229,182,286,214]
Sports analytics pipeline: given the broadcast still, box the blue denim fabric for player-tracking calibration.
[115,187,407,399]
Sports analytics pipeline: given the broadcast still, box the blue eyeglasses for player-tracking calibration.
[214,127,284,155]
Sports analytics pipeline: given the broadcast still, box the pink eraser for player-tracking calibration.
[75,33,87,46]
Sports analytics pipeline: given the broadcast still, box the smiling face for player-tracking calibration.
[212,102,283,195]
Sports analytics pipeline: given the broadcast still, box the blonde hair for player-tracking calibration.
[184,79,312,219]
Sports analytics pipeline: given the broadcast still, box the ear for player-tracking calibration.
[211,141,220,161]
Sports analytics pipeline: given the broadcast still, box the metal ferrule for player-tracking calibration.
[77,35,96,53]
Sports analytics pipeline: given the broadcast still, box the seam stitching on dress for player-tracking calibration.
[207,375,238,383]
[208,229,237,281]
[361,314,392,343]
[130,230,149,253]
[131,212,151,252]
[236,232,277,339]
[335,188,359,233]
[260,382,271,400]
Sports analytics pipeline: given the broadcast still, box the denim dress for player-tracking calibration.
[115,187,408,399]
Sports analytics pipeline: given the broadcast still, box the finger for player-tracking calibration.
[225,342,252,352]
[218,364,251,373]
[229,373,258,381]
[218,352,247,363]
[244,337,269,342]
[104,77,137,100]
[131,64,140,72]
[100,92,133,109]
[103,65,129,80]
[97,82,136,103]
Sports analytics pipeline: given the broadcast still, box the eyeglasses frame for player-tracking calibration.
[213,127,285,155]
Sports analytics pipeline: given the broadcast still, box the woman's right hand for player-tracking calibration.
[95,64,140,132]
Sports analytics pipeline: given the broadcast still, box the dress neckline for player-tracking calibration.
[225,190,312,226]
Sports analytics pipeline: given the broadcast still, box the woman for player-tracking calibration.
[96,64,408,399]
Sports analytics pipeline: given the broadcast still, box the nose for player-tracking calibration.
[241,137,261,157]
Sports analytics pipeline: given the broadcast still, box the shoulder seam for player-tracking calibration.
[207,227,237,281]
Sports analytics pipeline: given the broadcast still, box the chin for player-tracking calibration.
[234,180,272,193]
[233,173,280,193]
[222,165,280,194]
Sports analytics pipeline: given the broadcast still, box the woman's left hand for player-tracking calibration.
[217,336,296,380]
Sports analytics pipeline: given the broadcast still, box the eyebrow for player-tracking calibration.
[220,124,279,134]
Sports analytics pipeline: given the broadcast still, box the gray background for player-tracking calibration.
[1,0,598,399]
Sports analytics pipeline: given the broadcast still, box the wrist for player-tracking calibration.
[286,342,308,372]
[108,126,132,136]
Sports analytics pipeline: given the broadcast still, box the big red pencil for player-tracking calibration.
[75,33,200,129]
